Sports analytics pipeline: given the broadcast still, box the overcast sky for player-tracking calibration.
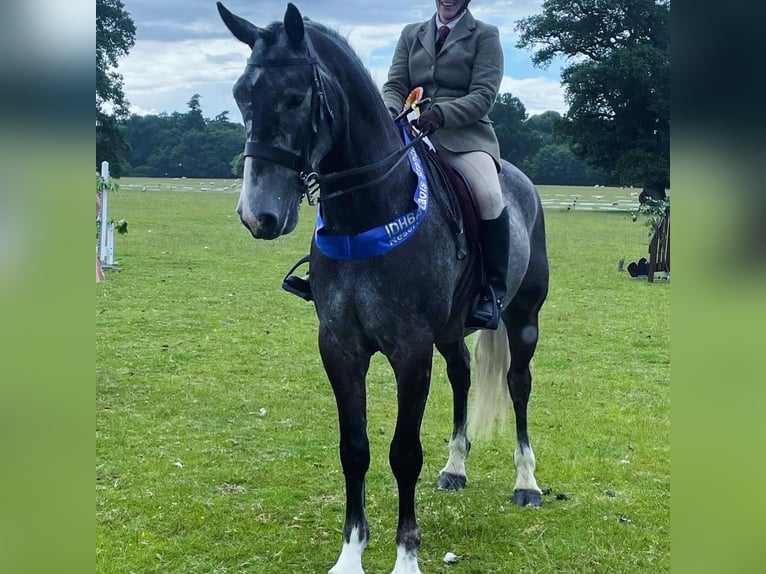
[119,0,568,121]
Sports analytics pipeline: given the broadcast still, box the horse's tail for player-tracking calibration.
[468,322,512,439]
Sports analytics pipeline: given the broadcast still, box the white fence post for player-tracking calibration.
[98,161,115,267]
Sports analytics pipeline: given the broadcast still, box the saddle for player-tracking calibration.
[415,140,480,258]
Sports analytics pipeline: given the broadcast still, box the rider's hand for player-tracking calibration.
[415,107,444,135]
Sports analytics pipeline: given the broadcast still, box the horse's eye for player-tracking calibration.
[285,93,305,110]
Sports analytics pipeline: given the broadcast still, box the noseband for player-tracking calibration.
[242,31,426,205]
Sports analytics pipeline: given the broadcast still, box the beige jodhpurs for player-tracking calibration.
[437,148,505,220]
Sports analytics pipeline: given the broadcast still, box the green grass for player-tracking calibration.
[97,179,669,573]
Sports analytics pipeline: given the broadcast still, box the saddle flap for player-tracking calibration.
[418,144,479,250]
[442,163,479,249]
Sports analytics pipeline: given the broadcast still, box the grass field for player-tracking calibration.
[96,178,669,573]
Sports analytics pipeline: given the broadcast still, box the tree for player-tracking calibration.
[96,0,136,176]
[525,111,562,141]
[184,94,206,132]
[231,153,245,178]
[489,93,563,175]
[523,110,563,167]
[516,0,670,198]
[120,97,245,179]
[490,93,532,164]
[526,144,605,186]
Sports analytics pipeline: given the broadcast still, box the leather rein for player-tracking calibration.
[241,32,425,205]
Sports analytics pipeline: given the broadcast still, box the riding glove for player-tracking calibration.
[415,107,444,134]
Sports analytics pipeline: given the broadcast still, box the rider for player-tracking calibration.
[382,0,509,329]
[284,0,509,330]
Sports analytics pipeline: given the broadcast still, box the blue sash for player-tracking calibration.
[314,127,429,260]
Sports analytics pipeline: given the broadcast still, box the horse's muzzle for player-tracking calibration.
[237,207,281,240]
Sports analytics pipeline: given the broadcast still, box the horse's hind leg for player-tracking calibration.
[435,339,471,490]
[320,334,371,574]
[504,294,545,507]
[388,346,433,574]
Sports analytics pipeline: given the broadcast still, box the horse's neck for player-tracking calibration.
[319,115,416,235]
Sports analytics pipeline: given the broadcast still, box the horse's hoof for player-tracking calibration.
[437,472,467,490]
[513,488,542,507]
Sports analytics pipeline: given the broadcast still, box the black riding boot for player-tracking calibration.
[282,255,313,301]
[466,208,510,330]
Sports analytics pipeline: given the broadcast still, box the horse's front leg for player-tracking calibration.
[388,346,434,574]
[435,339,472,490]
[320,332,372,574]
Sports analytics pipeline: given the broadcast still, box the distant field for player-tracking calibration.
[118,177,241,194]
[97,179,668,573]
[537,184,642,212]
[117,177,642,212]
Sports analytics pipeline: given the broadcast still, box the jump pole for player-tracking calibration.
[98,161,116,268]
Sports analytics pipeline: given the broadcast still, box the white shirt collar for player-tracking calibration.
[435,10,465,32]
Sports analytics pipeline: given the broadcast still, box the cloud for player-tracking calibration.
[338,24,405,61]
[123,39,246,89]
[119,0,567,118]
[500,76,567,116]
[122,38,248,116]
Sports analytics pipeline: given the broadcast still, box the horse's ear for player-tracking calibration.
[217,2,260,48]
[284,3,304,48]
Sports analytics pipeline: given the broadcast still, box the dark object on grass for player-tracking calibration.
[627,257,648,278]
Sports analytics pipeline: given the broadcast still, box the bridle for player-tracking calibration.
[243,32,331,203]
[241,31,425,205]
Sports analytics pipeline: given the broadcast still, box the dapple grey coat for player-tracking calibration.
[382,10,504,169]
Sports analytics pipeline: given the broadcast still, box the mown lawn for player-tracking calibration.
[96,179,669,573]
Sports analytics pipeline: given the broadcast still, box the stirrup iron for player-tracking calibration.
[466,285,501,330]
[281,255,312,301]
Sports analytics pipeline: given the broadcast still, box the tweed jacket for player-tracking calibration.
[382,10,503,168]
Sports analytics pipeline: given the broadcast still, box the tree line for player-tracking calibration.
[116,92,605,185]
[120,94,244,179]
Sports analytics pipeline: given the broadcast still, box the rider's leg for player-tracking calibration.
[438,149,509,330]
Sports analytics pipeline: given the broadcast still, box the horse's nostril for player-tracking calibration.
[256,212,278,234]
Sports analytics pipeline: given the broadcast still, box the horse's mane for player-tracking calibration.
[262,18,382,107]
[305,21,367,73]
[308,21,389,120]
[257,14,397,168]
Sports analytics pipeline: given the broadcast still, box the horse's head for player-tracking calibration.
[218,2,336,239]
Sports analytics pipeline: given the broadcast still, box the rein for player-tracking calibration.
[317,130,427,202]
[241,31,424,205]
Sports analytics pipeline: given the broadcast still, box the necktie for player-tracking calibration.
[435,25,450,54]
